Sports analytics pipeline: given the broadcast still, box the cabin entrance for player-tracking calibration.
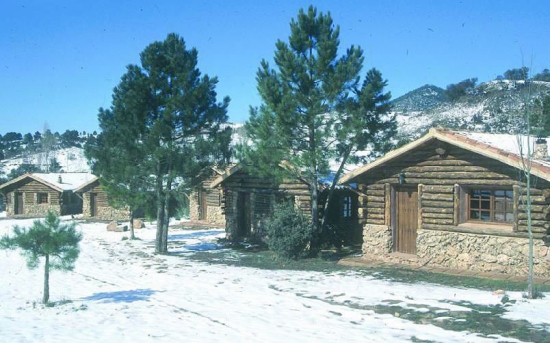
[236,192,251,238]
[90,193,98,217]
[14,193,23,215]
[395,186,418,254]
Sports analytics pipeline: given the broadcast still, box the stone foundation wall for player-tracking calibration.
[362,223,550,277]
[417,230,550,278]
[206,206,225,225]
[93,206,130,221]
[362,224,393,257]
[24,204,60,216]
[189,191,200,221]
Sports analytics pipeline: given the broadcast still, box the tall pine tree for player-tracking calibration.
[87,33,231,253]
[240,6,395,240]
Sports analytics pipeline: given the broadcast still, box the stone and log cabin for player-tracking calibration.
[340,128,550,277]
[73,176,130,221]
[211,164,359,241]
[188,167,225,225]
[0,173,95,217]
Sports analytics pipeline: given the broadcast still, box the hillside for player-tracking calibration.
[394,80,550,142]
[0,146,90,176]
[391,84,448,113]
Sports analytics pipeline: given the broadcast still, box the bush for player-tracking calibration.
[266,202,313,260]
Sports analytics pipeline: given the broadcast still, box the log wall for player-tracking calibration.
[80,182,129,221]
[358,141,550,234]
[222,169,311,240]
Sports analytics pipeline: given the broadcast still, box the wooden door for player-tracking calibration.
[15,193,23,215]
[395,187,418,254]
[199,191,208,220]
[237,192,251,238]
[90,193,97,217]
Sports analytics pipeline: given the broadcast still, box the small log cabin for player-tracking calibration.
[188,167,225,225]
[211,164,360,241]
[0,173,95,217]
[340,128,550,277]
[73,177,130,221]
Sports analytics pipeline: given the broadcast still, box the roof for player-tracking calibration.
[0,173,96,193]
[73,176,100,193]
[210,164,247,188]
[339,127,550,184]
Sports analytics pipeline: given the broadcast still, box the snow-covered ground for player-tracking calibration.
[1,216,549,342]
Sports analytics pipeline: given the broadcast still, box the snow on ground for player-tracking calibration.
[0,217,549,342]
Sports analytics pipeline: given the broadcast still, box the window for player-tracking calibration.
[37,193,48,204]
[469,189,513,223]
[342,196,352,218]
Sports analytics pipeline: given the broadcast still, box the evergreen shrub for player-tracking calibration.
[266,202,313,260]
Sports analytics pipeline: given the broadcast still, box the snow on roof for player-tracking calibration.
[31,173,96,191]
[454,131,550,166]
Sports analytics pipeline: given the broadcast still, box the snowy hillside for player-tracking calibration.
[0,146,90,176]
[393,80,550,141]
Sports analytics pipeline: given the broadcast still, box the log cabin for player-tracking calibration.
[211,164,360,242]
[0,173,95,217]
[73,176,130,221]
[188,167,225,225]
[340,128,550,277]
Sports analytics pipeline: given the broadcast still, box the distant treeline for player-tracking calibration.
[0,129,97,161]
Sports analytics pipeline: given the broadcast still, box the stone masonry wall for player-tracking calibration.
[95,206,130,221]
[362,223,550,278]
[189,191,200,221]
[362,224,393,257]
[417,230,550,278]
[206,206,225,225]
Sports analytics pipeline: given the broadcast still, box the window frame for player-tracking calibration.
[37,192,49,204]
[342,195,353,218]
[467,188,513,224]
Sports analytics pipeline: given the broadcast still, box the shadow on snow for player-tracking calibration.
[82,289,160,303]
[168,229,224,241]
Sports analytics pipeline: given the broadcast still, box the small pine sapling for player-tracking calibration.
[0,211,82,304]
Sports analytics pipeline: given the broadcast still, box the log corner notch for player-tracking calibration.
[384,183,391,226]
[453,184,460,226]
[418,184,423,230]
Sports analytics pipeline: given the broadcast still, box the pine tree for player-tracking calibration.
[86,33,230,253]
[0,211,82,304]
[240,6,395,244]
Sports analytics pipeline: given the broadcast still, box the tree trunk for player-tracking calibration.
[160,178,173,253]
[129,206,135,240]
[43,254,50,304]
[155,174,166,254]
[321,148,351,234]
[526,172,534,299]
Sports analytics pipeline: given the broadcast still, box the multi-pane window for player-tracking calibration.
[342,196,352,218]
[469,189,513,223]
[37,192,48,204]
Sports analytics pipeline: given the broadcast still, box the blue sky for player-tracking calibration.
[1,0,548,135]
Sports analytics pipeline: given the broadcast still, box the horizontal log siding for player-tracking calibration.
[19,180,60,205]
[222,169,313,239]
[358,141,550,233]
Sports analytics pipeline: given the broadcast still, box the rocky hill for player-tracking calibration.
[393,80,550,142]
[391,84,448,113]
